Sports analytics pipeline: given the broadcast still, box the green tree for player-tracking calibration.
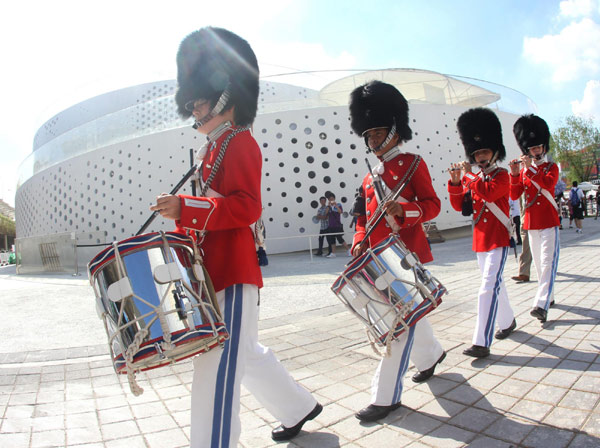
[550,115,600,182]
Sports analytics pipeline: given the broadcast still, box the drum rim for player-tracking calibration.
[88,231,194,277]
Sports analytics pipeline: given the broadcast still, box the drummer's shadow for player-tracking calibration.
[382,372,599,446]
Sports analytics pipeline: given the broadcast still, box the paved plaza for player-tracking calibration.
[1,220,599,447]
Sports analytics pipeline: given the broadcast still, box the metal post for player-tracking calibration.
[308,236,313,262]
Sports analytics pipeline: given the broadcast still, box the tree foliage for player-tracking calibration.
[0,214,15,237]
[550,115,600,182]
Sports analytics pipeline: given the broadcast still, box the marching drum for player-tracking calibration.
[331,234,446,349]
[88,231,228,394]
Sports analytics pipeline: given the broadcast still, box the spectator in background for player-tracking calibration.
[349,186,365,230]
[325,192,350,258]
[314,196,330,256]
[570,181,585,234]
[509,197,522,245]
[596,191,600,220]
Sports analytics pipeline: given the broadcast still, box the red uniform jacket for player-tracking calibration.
[448,167,510,253]
[509,161,559,230]
[175,128,263,292]
[352,152,441,264]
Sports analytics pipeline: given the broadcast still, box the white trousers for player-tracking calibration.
[370,317,442,405]
[528,227,560,310]
[473,247,515,347]
[190,284,317,448]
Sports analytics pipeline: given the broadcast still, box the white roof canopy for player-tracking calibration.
[318,69,501,107]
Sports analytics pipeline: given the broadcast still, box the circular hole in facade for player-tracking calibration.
[291,138,297,144]
[320,147,328,154]
[308,171,316,179]
[299,227,305,233]
[318,118,325,125]
[306,142,313,149]
[309,186,317,194]
[319,132,327,140]
[296,197,303,203]
[292,152,299,158]
[310,200,319,208]
[307,156,314,163]
[304,128,312,135]
[322,161,330,169]
[284,222,290,228]
[324,176,331,184]
[293,167,300,173]
[289,123,297,130]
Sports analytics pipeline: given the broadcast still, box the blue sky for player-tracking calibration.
[1,0,599,206]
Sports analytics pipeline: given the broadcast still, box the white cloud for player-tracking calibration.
[523,18,600,82]
[571,80,600,125]
[559,0,599,18]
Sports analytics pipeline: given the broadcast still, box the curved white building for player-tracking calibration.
[15,69,536,269]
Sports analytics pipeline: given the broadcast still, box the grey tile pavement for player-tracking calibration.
[0,220,599,447]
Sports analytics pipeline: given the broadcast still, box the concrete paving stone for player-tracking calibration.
[520,425,576,448]
[136,414,178,434]
[441,383,485,406]
[510,365,551,383]
[334,391,372,414]
[571,374,600,394]
[31,414,65,431]
[559,388,599,410]
[101,419,141,440]
[493,377,536,398]
[155,384,189,401]
[92,384,124,399]
[447,405,501,433]
[419,423,477,447]
[300,372,338,391]
[570,433,600,448]
[170,409,190,428]
[64,398,96,415]
[240,410,267,431]
[98,406,134,425]
[30,429,66,447]
[313,402,355,427]
[483,415,536,445]
[583,412,600,437]
[472,391,520,413]
[34,402,66,418]
[144,427,189,448]
[163,396,190,414]
[541,370,581,388]
[38,380,65,393]
[4,404,35,419]
[543,406,591,431]
[1,416,33,433]
[130,401,168,420]
[238,426,285,448]
[9,392,37,406]
[125,388,160,405]
[395,388,436,411]
[0,432,30,447]
[387,409,443,439]
[355,425,415,447]
[418,397,467,422]
[318,382,358,402]
[509,399,553,421]
[523,383,569,406]
[66,425,103,445]
[40,371,65,383]
[104,435,147,448]
[326,415,380,442]
[465,371,506,391]
[65,411,100,430]
[466,435,515,447]
[415,376,461,396]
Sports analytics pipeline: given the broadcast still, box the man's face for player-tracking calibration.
[320,198,326,206]
[364,128,399,157]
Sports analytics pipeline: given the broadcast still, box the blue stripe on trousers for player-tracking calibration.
[545,227,560,309]
[392,325,416,404]
[483,247,507,347]
[211,285,243,448]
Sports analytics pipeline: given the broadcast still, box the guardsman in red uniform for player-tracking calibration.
[150,28,320,447]
[448,108,516,358]
[510,114,559,324]
[348,81,446,422]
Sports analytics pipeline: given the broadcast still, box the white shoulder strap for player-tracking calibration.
[486,201,515,238]
[530,179,559,211]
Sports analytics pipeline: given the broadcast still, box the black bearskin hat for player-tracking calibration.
[456,108,506,163]
[349,80,412,142]
[513,114,550,155]
[175,27,259,126]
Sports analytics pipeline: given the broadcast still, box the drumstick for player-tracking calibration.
[136,164,198,236]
